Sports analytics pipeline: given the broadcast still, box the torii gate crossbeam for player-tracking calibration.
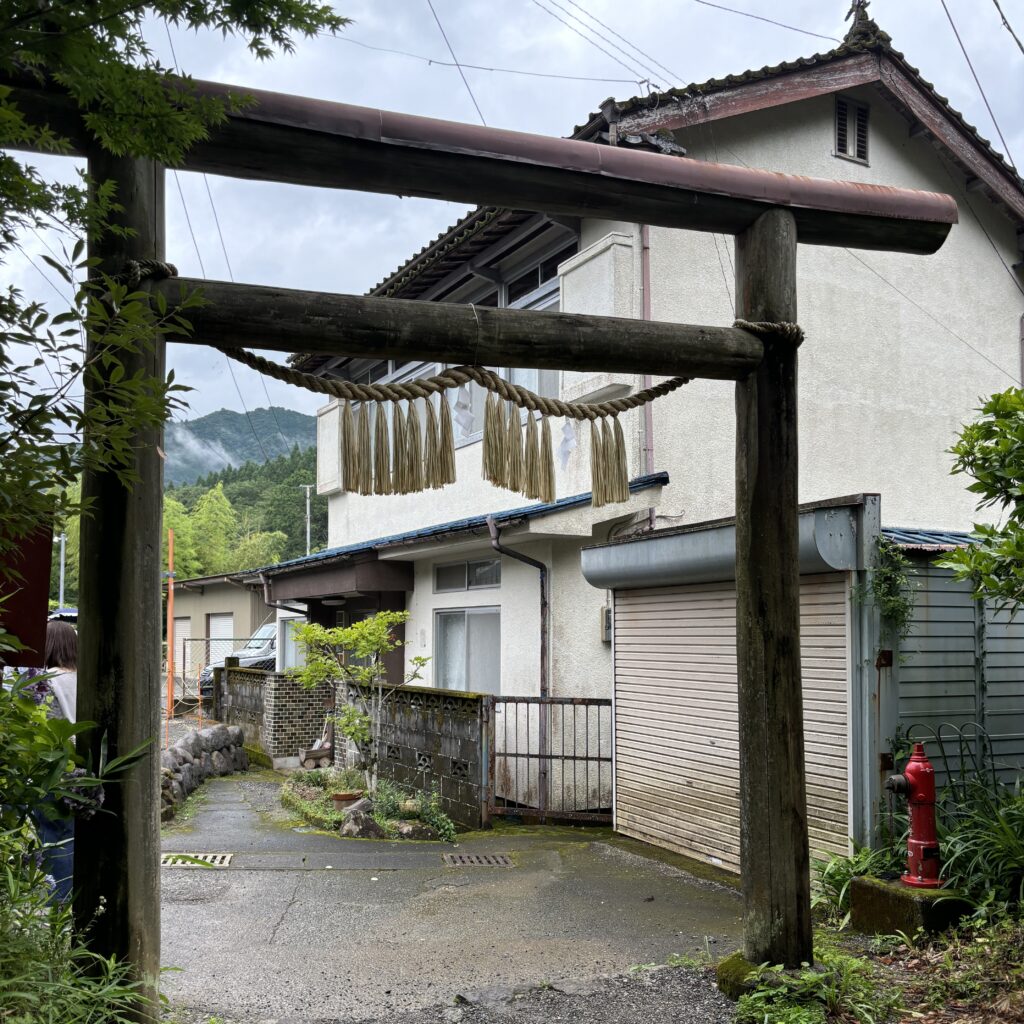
[9,78,956,1013]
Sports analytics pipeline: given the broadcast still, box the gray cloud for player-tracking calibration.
[8,0,1022,423]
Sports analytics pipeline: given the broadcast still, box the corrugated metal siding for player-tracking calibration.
[898,564,1024,782]
[983,606,1024,774]
[614,573,849,873]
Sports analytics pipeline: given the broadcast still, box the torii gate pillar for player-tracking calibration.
[734,208,811,966]
[75,151,165,1016]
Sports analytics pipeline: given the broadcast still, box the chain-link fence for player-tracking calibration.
[162,636,264,707]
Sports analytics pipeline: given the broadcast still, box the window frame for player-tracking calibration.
[433,557,501,594]
[433,605,501,693]
[834,95,870,166]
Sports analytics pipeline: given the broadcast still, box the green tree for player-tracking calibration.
[163,494,202,579]
[939,388,1024,606]
[48,480,81,606]
[189,481,238,574]
[0,0,348,591]
[292,612,427,791]
[230,528,287,571]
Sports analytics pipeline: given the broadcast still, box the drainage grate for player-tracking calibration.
[442,853,513,867]
[161,852,233,868]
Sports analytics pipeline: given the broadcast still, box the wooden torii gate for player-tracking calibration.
[11,77,956,1005]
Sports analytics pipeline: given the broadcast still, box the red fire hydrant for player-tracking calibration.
[885,742,941,888]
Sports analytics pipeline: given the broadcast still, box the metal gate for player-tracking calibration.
[485,696,613,823]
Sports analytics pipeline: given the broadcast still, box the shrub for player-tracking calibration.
[811,845,902,928]
[419,786,457,843]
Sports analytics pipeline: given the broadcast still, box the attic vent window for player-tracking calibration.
[835,97,869,164]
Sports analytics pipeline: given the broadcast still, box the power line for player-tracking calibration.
[690,0,840,43]
[542,0,666,87]
[707,144,1019,375]
[939,0,1017,171]
[844,248,1020,385]
[529,0,656,89]
[163,25,275,464]
[331,34,643,84]
[560,0,682,82]
[991,0,1024,57]
[425,0,487,126]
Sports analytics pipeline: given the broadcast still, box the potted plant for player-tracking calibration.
[330,789,363,812]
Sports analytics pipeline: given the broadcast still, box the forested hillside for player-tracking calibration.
[165,406,315,485]
[164,445,327,577]
[51,446,328,603]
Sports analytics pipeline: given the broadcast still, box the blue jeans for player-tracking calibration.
[32,807,75,904]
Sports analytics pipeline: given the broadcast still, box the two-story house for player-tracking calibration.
[254,9,1024,856]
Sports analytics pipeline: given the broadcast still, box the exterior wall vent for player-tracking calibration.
[836,97,869,164]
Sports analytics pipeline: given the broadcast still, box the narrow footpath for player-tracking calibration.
[161,774,742,1024]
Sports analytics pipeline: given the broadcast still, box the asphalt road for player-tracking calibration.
[161,776,742,1023]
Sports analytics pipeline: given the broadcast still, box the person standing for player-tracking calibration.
[33,620,78,902]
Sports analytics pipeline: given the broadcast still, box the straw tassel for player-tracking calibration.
[373,404,392,495]
[523,412,540,500]
[506,402,524,493]
[600,417,626,505]
[406,399,424,493]
[439,394,456,485]
[424,398,441,489]
[590,419,607,508]
[355,403,372,495]
[610,415,629,503]
[539,417,555,503]
[341,400,356,493]
[392,402,408,494]
[482,391,505,486]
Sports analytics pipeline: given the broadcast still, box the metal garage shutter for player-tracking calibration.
[172,616,191,679]
[207,612,234,666]
[614,573,849,873]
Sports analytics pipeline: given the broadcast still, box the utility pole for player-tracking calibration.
[56,532,66,608]
[300,484,313,555]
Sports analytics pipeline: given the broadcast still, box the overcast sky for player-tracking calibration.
[9,0,1024,423]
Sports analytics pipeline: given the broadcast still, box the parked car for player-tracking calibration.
[199,623,277,698]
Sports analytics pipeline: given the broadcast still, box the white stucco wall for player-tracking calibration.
[648,87,1023,530]
[393,535,613,697]
[319,230,648,549]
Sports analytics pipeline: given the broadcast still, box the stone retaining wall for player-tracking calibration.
[339,683,487,829]
[160,724,249,821]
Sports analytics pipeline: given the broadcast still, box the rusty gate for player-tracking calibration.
[484,696,613,823]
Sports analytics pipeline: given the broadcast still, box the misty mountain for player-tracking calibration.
[165,407,316,485]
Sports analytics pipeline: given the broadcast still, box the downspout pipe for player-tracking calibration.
[640,223,656,532]
[487,516,550,821]
[486,517,549,698]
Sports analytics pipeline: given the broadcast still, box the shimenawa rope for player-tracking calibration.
[126,261,801,508]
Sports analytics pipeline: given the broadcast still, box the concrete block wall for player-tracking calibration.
[340,682,486,829]
[220,668,268,753]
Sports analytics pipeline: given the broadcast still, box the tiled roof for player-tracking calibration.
[882,526,975,552]
[576,14,1021,191]
[356,12,1021,328]
[251,472,669,576]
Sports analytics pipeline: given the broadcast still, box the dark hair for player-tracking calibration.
[44,620,78,670]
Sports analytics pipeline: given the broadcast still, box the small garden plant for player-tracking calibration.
[291,611,428,792]
[281,768,457,842]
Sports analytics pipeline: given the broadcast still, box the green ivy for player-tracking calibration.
[857,536,917,651]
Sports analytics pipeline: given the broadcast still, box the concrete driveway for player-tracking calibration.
[161,775,742,1023]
